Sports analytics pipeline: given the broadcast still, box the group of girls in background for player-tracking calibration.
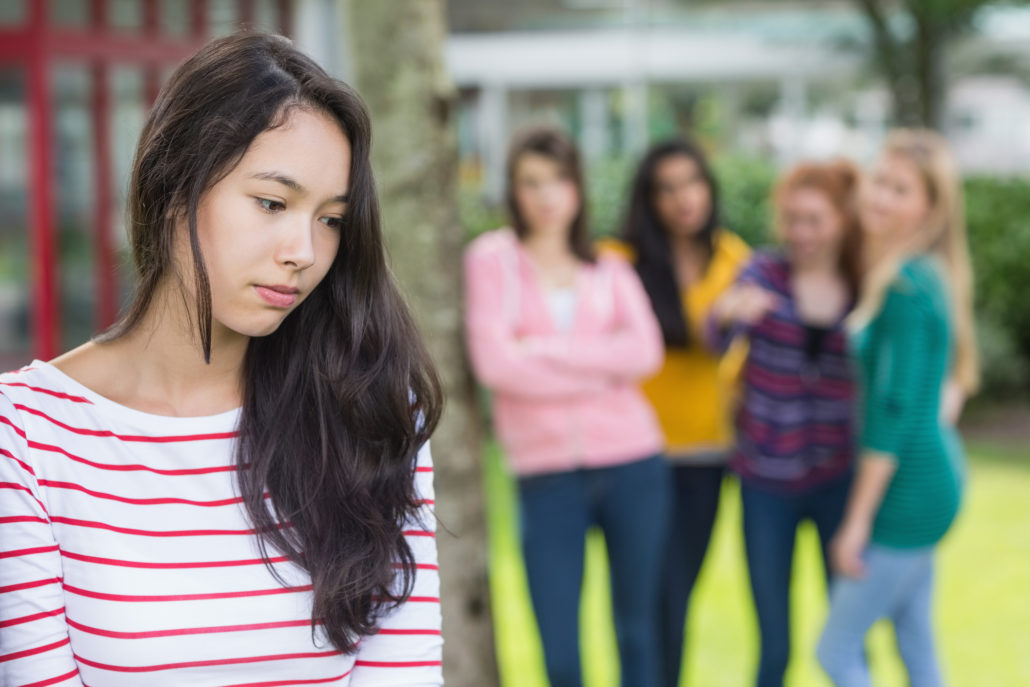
[464,123,978,687]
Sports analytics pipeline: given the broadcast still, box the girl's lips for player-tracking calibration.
[255,285,298,308]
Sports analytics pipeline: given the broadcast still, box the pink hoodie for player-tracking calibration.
[463,228,665,476]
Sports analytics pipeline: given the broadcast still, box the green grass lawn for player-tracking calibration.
[484,444,1030,687]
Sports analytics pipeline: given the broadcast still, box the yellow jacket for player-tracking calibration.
[598,232,751,460]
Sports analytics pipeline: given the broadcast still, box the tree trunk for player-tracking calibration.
[912,5,947,130]
[344,2,500,686]
[857,0,920,126]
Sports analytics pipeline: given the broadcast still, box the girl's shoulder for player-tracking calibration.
[595,237,634,263]
[891,254,947,302]
[741,248,791,288]
[713,229,752,265]
[464,227,519,262]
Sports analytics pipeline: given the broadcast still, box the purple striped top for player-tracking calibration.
[707,251,857,492]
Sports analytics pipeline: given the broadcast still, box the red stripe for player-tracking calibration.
[0,636,71,663]
[73,648,340,673]
[0,382,92,403]
[371,595,440,604]
[415,466,433,473]
[376,628,442,636]
[403,530,434,538]
[22,668,81,687]
[0,576,61,594]
[39,480,245,507]
[0,413,27,439]
[221,672,353,687]
[61,549,291,570]
[1,446,36,476]
[50,515,263,537]
[0,480,51,515]
[0,544,60,560]
[62,582,312,603]
[0,607,65,630]
[29,439,237,475]
[14,403,238,443]
[0,515,49,525]
[353,660,442,668]
[66,616,319,640]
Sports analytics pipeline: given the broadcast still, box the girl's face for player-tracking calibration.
[862,153,931,242]
[652,154,712,239]
[187,108,350,340]
[512,152,580,239]
[780,186,848,266]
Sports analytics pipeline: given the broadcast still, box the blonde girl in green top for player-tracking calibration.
[817,130,980,687]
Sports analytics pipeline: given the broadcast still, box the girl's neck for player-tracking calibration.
[72,285,248,417]
[792,251,841,278]
[522,227,576,264]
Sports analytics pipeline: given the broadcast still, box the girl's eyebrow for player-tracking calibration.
[250,171,349,203]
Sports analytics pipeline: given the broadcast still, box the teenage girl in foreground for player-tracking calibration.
[1,33,443,686]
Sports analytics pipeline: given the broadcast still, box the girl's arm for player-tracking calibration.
[0,395,84,686]
[349,443,441,686]
[832,281,929,577]
[831,451,896,578]
[464,245,606,399]
[524,257,664,380]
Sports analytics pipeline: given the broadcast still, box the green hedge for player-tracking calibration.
[459,157,1030,399]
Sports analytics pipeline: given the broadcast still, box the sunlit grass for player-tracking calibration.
[485,443,1030,686]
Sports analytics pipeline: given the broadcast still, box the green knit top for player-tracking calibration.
[852,256,965,548]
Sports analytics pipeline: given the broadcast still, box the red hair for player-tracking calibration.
[773,159,864,295]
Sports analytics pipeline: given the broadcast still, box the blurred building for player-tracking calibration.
[445,0,1030,201]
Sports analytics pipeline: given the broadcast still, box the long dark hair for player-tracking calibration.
[99,33,442,653]
[621,139,720,347]
[506,126,595,262]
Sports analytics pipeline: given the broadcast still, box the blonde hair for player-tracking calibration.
[849,129,980,394]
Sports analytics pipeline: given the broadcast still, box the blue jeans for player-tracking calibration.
[659,463,725,687]
[740,473,852,687]
[818,545,943,687]
[517,455,671,687]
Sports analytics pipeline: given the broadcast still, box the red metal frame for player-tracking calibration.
[0,0,291,361]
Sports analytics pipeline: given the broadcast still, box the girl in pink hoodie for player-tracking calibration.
[464,127,669,687]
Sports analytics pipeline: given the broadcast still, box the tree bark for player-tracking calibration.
[857,0,921,126]
[344,2,500,685]
[912,6,947,130]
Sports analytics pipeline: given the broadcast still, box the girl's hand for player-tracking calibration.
[830,520,869,579]
[715,284,780,328]
[941,378,966,426]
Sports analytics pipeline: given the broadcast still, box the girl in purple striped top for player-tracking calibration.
[707,160,864,687]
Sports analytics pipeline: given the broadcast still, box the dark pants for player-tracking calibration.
[741,472,852,687]
[659,463,726,687]
[517,455,671,687]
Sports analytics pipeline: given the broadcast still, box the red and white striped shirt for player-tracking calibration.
[0,362,442,687]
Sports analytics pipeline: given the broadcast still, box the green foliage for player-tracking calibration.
[712,155,777,248]
[585,155,634,238]
[964,175,1030,397]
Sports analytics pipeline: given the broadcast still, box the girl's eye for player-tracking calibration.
[320,216,345,230]
[256,197,285,213]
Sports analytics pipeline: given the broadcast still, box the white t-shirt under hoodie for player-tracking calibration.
[0,361,442,687]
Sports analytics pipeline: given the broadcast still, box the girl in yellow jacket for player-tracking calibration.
[602,139,750,687]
